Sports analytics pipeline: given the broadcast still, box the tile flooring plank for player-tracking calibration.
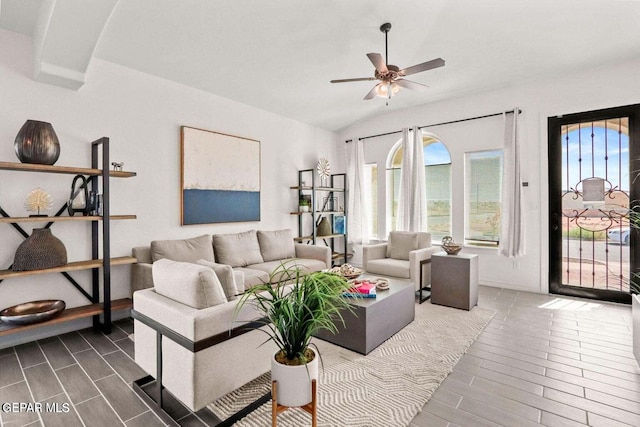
[114,318,134,335]
[15,341,46,368]
[455,360,545,395]
[73,348,115,381]
[410,409,452,427]
[543,387,640,426]
[456,394,542,427]
[422,399,502,427]
[38,337,76,371]
[477,358,585,396]
[56,364,100,404]
[23,363,63,401]
[546,368,640,403]
[58,332,91,354]
[0,347,14,357]
[0,353,25,388]
[105,326,129,342]
[588,412,638,427]
[430,386,463,408]
[39,393,83,427]
[94,374,148,421]
[125,411,166,427]
[540,411,589,426]
[547,353,640,380]
[103,350,147,384]
[177,413,207,426]
[114,338,135,360]
[585,388,640,415]
[79,329,119,355]
[75,395,123,427]
[467,346,548,375]
[583,369,640,392]
[440,376,541,422]
[468,376,588,423]
[0,381,39,426]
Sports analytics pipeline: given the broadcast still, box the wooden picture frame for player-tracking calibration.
[181,126,261,225]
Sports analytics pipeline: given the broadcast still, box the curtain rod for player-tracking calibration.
[344,108,522,143]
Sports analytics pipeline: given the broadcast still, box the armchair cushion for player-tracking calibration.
[196,259,240,301]
[257,229,295,262]
[150,234,214,263]
[213,230,264,267]
[387,231,419,260]
[152,259,227,309]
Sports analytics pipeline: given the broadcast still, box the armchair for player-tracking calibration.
[363,231,440,302]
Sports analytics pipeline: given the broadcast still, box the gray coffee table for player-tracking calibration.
[314,277,415,355]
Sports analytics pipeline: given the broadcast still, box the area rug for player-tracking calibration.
[207,302,495,426]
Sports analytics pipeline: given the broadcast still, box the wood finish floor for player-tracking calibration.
[0,286,638,426]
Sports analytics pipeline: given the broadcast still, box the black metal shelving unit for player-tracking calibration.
[290,169,348,266]
[0,138,136,337]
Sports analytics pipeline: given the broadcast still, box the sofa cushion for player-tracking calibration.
[213,230,264,267]
[247,259,326,283]
[257,229,296,262]
[234,267,270,289]
[151,234,214,263]
[387,231,418,260]
[152,259,227,309]
[366,258,411,279]
[196,259,240,301]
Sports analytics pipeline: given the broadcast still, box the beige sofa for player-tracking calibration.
[131,228,331,293]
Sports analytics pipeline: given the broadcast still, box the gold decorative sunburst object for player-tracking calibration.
[317,158,330,184]
[25,187,53,216]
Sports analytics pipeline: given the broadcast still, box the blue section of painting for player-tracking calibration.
[183,189,260,224]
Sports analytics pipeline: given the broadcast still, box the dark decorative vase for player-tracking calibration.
[14,120,60,165]
[12,228,67,271]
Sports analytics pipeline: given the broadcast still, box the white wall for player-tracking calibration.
[0,30,339,316]
[339,57,640,294]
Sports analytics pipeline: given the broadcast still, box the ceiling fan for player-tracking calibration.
[330,22,445,101]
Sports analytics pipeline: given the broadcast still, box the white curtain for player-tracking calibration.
[396,126,427,232]
[499,108,525,257]
[346,138,370,244]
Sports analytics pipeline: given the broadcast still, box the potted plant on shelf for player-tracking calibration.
[299,197,310,213]
[234,263,353,408]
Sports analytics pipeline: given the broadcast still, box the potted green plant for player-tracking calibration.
[299,197,310,213]
[234,263,353,407]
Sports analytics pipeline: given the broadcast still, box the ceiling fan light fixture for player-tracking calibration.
[375,82,400,98]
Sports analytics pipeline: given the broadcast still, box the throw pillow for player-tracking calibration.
[152,259,227,309]
[150,234,214,263]
[257,229,296,262]
[197,259,240,300]
[212,230,264,267]
[388,231,418,260]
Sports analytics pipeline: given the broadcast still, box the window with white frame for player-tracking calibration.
[387,134,452,240]
[464,149,503,245]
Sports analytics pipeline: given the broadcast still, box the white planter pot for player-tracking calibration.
[299,205,309,213]
[271,350,318,407]
[633,295,640,365]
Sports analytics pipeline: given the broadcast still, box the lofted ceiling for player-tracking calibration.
[1,0,640,131]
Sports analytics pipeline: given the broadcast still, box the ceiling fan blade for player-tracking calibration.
[363,84,379,100]
[367,53,388,73]
[395,79,429,92]
[330,77,376,83]
[399,58,445,76]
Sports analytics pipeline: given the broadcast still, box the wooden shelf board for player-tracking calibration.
[0,298,132,337]
[0,161,136,178]
[0,256,137,279]
[0,215,136,224]
[294,234,345,242]
[290,186,344,192]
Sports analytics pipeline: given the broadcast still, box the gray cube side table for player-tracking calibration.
[431,252,478,310]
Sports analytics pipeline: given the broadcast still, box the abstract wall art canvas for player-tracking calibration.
[181,126,260,225]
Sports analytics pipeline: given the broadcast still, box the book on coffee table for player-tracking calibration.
[342,292,377,298]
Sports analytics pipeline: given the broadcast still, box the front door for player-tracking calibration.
[548,104,640,303]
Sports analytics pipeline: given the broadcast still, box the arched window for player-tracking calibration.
[387,133,452,240]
